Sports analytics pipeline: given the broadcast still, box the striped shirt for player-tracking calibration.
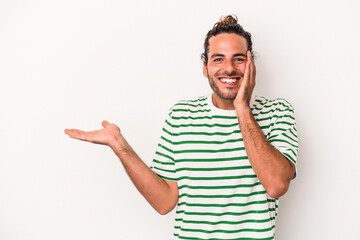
[151,94,299,240]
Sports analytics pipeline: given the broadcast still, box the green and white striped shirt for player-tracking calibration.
[151,94,298,240]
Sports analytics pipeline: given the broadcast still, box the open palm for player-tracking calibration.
[64,120,121,147]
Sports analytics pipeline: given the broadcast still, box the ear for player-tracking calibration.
[203,61,208,78]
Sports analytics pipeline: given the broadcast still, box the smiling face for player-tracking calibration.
[203,33,248,109]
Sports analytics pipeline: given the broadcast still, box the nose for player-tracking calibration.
[224,60,236,75]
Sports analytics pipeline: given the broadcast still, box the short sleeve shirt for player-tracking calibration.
[151,95,299,240]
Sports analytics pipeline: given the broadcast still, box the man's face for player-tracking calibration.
[203,33,248,105]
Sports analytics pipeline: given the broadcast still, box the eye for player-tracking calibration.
[234,58,245,63]
[213,58,222,62]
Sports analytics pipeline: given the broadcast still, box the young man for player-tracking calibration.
[65,15,298,239]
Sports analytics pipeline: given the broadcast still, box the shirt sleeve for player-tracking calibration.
[150,110,178,182]
[267,100,299,168]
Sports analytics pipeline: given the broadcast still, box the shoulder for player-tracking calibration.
[168,95,210,117]
[253,95,295,112]
[172,95,209,109]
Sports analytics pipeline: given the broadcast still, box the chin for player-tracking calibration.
[216,92,237,101]
[209,80,239,101]
[220,89,239,99]
[221,95,236,101]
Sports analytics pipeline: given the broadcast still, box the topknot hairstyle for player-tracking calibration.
[201,15,253,64]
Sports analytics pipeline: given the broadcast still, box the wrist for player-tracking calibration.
[234,103,251,113]
[109,133,127,152]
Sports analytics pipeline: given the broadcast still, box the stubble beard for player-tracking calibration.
[207,69,242,101]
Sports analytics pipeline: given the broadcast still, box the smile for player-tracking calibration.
[219,77,240,84]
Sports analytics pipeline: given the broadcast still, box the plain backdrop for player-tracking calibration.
[1,0,359,239]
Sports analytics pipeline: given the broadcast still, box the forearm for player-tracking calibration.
[110,134,178,214]
[65,121,178,214]
[235,106,294,198]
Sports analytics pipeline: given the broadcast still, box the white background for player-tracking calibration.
[1,0,359,239]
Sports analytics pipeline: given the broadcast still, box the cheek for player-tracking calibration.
[207,66,221,76]
[238,63,246,73]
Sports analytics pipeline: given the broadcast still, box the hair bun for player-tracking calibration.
[216,15,238,27]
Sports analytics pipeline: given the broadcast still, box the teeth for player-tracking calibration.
[220,78,237,83]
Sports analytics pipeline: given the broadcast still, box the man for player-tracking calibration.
[65,15,298,239]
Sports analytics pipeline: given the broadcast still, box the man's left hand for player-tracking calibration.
[234,51,256,110]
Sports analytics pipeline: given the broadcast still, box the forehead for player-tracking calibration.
[208,33,248,55]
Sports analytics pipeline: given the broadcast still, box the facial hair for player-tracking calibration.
[207,68,243,100]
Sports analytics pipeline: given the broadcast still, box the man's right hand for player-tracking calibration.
[64,120,121,149]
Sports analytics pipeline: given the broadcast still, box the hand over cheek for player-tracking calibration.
[234,51,256,110]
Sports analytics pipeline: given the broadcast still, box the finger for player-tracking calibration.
[243,51,251,84]
[251,62,256,87]
[102,120,110,128]
[246,51,255,85]
[250,58,256,87]
[64,128,88,141]
[64,128,79,136]
[247,50,253,64]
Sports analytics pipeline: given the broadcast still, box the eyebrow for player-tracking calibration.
[234,53,247,57]
[210,53,247,59]
[210,53,224,59]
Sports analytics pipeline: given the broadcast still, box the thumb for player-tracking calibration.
[102,120,110,128]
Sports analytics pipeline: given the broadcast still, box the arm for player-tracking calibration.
[234,51,295,198]
[64,120,179,215]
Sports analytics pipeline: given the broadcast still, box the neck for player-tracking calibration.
[211,93,235,110]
